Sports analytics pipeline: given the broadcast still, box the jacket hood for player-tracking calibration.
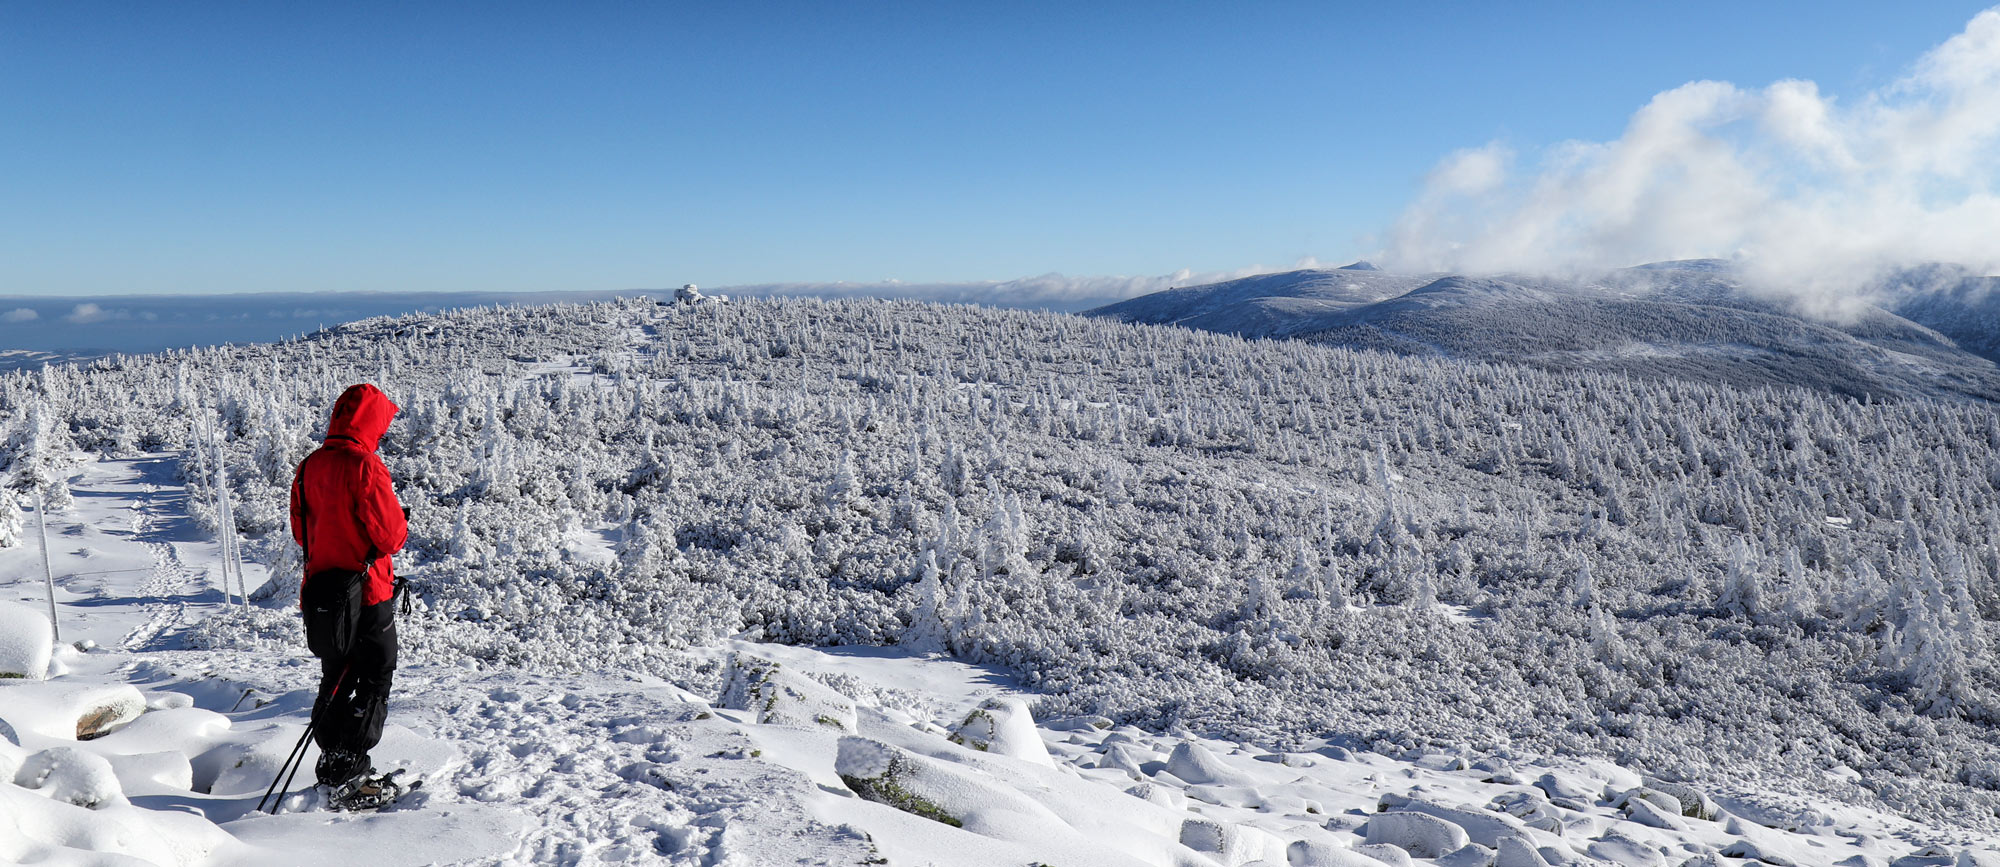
[326,383,399,452]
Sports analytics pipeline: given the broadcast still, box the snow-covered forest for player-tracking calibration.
[6,294,1999,835]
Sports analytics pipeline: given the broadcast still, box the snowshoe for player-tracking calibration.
[324,768,420,812]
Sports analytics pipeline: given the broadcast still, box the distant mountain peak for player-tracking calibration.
[1337,260,1381,271]
[1627,258,1733,273]
[1084,263,2000,403]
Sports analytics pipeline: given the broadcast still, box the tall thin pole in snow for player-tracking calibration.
[213,439,232,603]
[215,437,247,608]
[34,486,60,643]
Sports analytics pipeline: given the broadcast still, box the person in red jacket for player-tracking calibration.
[290,383,408,790]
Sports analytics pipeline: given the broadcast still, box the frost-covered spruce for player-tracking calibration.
[7,293,2000,830]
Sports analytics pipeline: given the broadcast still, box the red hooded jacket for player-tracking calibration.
[290,384,408,606]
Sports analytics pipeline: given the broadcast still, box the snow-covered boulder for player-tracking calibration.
[1167,739,1256,787]
[1392,797,1529,848]
[948,696,1053,767]
[1179,817,1288,866]
[1956,849,2000,867]
[105,750,195,794]
[1188,783,1266,809]
[0,601,53,680]
[835,736,1065,835]
[1532,771,1599,803]
[1643,778,1720,820]
[0,681,145,740]
[1354,844,1417,867]
[1437,844,1496,867]
[1496,835,1552,867]
[1719,838,1796,865]
[1288,840,1398,866]
[675,283,725,305]
[1,781,234,864]
[1614,786,1686,817]
[717,654,857,732]
[13,746,124,808]
[1887,847,1956,867]
[1124,781,1186,809]
[1362,811,1471,858]
[1097,742,1150,778]
[1490,791,1564,833]
[1625,795,1689,830]
[1586,829,1664,866]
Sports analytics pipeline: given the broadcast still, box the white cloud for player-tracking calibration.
[723,258,1328,311]
[62,303,126,324]
[2,308,38,323]
[1429,144,1513,196]
[1383,7,2000,308]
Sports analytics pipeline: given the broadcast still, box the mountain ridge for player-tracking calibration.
[1087,263,2000,403]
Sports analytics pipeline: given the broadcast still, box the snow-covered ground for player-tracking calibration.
[5,453,1997,865]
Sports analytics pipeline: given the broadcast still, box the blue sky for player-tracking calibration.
[2,2,1994,296]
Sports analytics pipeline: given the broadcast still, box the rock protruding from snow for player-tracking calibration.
[0,681,145,741]
[834,736,1065,835]
[1643,778,1721,820]
[1393,797,1529,848]
[13,746,124,808]
[1532,771,1599,803]
[1615,785,1694,820]
[1362,810,1471,858]
[1097,743,1149,778]
[1496,835,1553,867]
[0,601,53,680]
[947,696,1052,767]
[1355,843,1418,866]
[1166,739,1255,787]
[717,653,857,732]
[1436,843,1496,866]
[1625,795,1689,830]
[1587,829,1665,866]
[1719,837,1799,865]
[1178,817,1287,866]
[675,283,727,305]
[1289,839,1399,866]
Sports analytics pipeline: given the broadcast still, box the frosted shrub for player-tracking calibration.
[4,294,1998,829]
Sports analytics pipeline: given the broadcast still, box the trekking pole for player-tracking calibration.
[257,717,316,814]
[273,724,316,811]
[256,666,348,814]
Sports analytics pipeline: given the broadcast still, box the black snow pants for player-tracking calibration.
[310,594,397,780]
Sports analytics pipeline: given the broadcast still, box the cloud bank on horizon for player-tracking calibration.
[724,259,1329,311]
[1383,7,2000,309]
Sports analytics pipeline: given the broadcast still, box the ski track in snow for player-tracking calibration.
[6,453,876,866]
[113,464,229,652]
[399,670,871,865]
[120,540,211,651]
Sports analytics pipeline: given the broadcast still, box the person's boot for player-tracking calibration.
[315,748,370,788]
[331,768,416,811]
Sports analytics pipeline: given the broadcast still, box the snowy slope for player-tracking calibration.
[3,295,2000,864]
[7,490,1999,866]
[1086,263,2000,403]
[1881,268,2000,368]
